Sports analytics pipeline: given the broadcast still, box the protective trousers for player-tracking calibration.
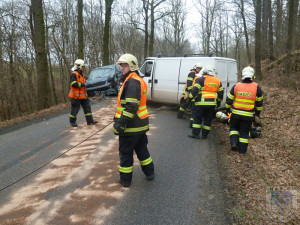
[229,117,252,154]
[119,134,154,186]
[70,98,94,124]
[192,106,215,137]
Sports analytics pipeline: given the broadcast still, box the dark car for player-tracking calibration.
[86,64,122,97]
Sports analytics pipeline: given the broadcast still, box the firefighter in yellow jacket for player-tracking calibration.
[188,65,224,139]
[225,66,263,154]
[69,59,98,127]
[113,53,154,187]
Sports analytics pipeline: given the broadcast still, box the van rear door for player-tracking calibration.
[140,60,154,101]
[215,60,228,105]
[151,58,181,104]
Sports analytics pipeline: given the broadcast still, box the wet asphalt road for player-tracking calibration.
[0,97,231,225]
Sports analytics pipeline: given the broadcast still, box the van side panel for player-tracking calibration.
[227,61,238,99]
[215,60,228,105]
[151,59,181,104]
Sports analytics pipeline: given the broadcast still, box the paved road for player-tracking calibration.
[0,98,231,225]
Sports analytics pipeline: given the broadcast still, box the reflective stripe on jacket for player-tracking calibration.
[68,71,87,99]
[114,72,149,135]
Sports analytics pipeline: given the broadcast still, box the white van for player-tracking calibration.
[139,56,238,105]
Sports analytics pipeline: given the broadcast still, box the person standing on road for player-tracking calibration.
[177,63,203,121]
[69,59,98,127]
[188,65,224,139]
[225,66,263,154]
[113,53,154,188]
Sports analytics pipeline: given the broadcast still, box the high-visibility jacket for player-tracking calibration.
[69,71,87,99]
[226,80,263,119]
[183,69,197,93]
[114,72,149,135]
[189,75,224,106]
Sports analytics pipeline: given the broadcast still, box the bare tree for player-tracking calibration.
[102,0,113,65]
[235,0,252,63]
[162,0,188,55]
[30,0,51,109]
[261,0,268,59]
[254,0,262,79]
[78,0,84,59]
[287,0,298,52]
[268,0,274,60]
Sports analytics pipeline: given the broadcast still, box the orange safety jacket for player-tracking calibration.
[114,72,149,135]
[69,71,87,99]
[190,75,223,106]
[233,82,257,113]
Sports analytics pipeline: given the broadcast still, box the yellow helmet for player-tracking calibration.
[74,59,85,70]
[116,53,139,71]
[242,66,255,80]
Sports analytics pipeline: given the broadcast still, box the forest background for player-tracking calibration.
[0,0,299,121]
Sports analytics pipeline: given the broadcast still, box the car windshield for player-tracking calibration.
[88,66,114,79]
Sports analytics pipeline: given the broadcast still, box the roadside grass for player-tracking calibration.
[215,85,300,224]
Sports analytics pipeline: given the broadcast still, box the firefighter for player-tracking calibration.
[69,59,98,127]
[177,63,202,120]
[188,65,224,139]
[225,66,263,154]
[113,53,154,188]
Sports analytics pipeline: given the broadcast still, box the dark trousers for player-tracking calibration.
[192,106,215,137]
[70,98,93,123]
[119,134,154,185]
[230,117,252,154]
[179,98,191,112]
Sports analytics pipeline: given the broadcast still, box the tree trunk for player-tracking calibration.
[149,0,155,57]
[30,0,51,110]
[78,0,84,59]
[102,0,113,66]
[143,0,149,58]
[261,0,268,60]
[286,0,296,52]
[240,0,251,63]
[255,0,263,80]
[275,0,283,56]
[268,0,275,61]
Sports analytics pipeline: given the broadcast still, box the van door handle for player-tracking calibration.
[148,80,151,83]
[227,83,230,87]
[154,79,158,83]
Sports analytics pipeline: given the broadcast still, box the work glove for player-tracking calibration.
[216,101,220,108]
[113,121,125,134]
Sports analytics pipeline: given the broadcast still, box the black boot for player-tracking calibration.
[177,110,185,119]
[188,133,200,139]
[87,120,98,125]
[231,144,238,151]
[70,122,77,127]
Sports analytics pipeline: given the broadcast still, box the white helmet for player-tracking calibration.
[203,65,215,76]
[193,63,202,69]
[242,66,255,80]
[116,53,139,71]
[74,59,85,70]
[216,111,227,120]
